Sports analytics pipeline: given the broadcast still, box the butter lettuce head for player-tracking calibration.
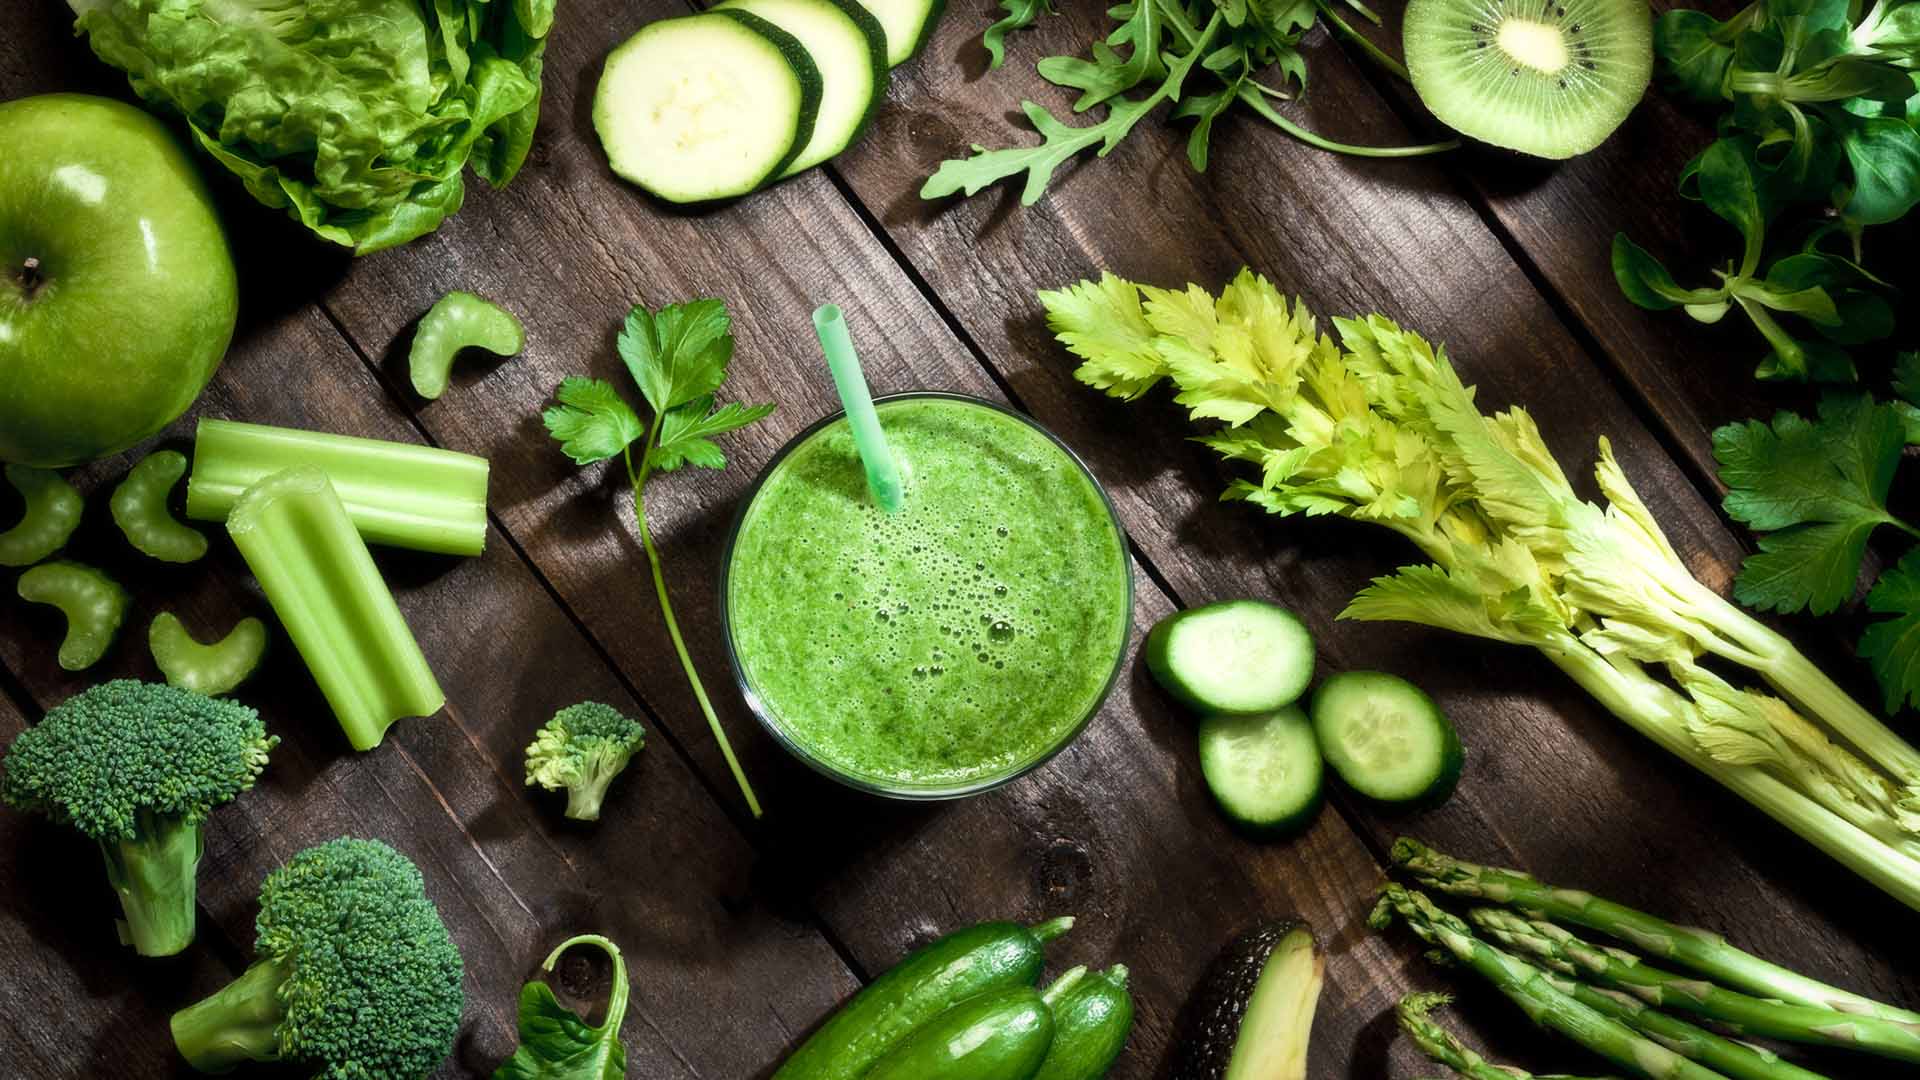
[69,0,554,254]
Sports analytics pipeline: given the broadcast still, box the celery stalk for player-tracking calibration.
[188,419,489,556]
[228,466,444,750]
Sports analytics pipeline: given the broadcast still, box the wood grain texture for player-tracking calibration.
[828,1,1920,1065]
[4,0,1919,1076]
[302,0,1434,1071]
[0,304,858,1076]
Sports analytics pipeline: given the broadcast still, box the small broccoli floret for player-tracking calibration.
[0,679,275,956]
[524,701,646,821]
[170,837,466,1079]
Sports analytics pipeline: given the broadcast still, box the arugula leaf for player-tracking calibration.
[1715,394,1912,613]
[982,0,1053,70]
[617,299,733,414]
[1862,549,1920,712]
[542,299,774,818]
[652,397,778,472]
[930,0,1452,204]
[542,377,644,465]
[494,935,629,1080]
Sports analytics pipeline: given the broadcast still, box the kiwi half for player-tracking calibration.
[1403,0,1652,159]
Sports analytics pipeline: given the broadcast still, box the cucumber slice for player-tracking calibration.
[1197,707,1324,836]
[1145,599,1315,715]
[852,0,946,66]
[592,12,823,203]
[720,0,886,176]
[1309,671,1462,805]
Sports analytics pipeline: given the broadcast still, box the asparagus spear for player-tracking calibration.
[1397,992,1614,1080]
[1528,974,1830,1080]
[1370,885,1731,1080]
[1392,838,1920,1026]
[1470,909,1920,1064]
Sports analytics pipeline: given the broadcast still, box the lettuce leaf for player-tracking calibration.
[71,0,552,254]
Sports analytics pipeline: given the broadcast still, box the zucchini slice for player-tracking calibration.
[851,0,946,66]
[720,0,886,176]
[591,12,823,203]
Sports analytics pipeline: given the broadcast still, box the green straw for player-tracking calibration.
[813,304,904,513]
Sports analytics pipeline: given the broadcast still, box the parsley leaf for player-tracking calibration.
[542,299,774,818]
[617,298,733,414]
[1862,549,1920,713]
[541,377,645,465]
[1714,393,1913,614]
[652,397,778,472]
[493,935,629,1080]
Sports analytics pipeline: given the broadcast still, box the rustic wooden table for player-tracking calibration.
[4,1,1916,1077]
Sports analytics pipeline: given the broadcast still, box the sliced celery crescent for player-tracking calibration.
[227,466,444,750]
[188,420,489,557]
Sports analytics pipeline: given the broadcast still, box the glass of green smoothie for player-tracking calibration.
[720,392,1133,799]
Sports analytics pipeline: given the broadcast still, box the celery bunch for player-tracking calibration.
[1045,268,1920,908]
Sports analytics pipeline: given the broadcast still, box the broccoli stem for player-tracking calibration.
[99,810,203,957]
[171,957,290,1072]
[564,749,626,821]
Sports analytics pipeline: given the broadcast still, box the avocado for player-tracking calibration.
[1170,920,1324,1080]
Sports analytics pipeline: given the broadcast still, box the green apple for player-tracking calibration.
[0,94,238,467]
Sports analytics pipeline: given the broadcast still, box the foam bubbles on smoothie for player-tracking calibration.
[728,399,1129,786]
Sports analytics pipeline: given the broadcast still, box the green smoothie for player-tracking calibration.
[725,395,1132,793]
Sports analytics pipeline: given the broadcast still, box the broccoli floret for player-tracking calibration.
[170,837,466,1079]
[524,701,645,821]
[0,678,275,956]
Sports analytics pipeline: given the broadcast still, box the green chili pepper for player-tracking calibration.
[149,612,268,695]
[111,450,208,563]
[409,291,524,399]
[0,464,83,567]
[17,561,129,670]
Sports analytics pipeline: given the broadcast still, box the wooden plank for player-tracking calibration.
[292,0,1438,1072]
[825,0,1920,1049]
[0,303,857,1075]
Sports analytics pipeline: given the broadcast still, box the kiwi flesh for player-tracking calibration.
[1403,0,1652,159]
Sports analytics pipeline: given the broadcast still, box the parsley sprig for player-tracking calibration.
[543,299,774,818]
[925,0,1457,206]
[1714,353,1920,711]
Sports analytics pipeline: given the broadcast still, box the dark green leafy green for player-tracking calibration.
[1620,0,1919,380]
[1715,394,1913,614]
[930,0,1455,204]
[73,0,554,254]
[494,935,629,1080]
[1863,549,1920,712]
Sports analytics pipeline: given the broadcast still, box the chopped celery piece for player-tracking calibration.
[187,419,489,556]
[227,466,444,750]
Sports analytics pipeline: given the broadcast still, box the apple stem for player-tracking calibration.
[15,257,42,299]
